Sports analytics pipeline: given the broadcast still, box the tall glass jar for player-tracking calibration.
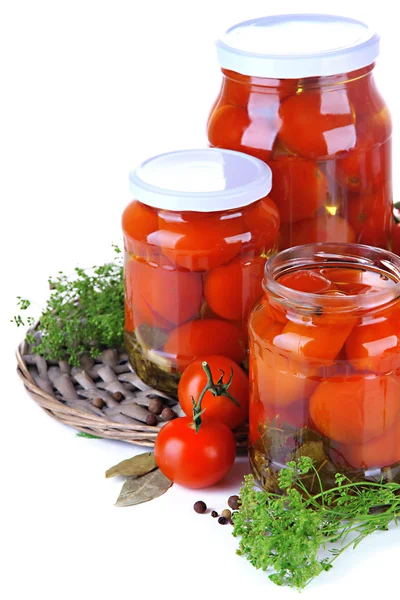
[122,149,279,393]
[248,243,400,493]
[207,15,393,251]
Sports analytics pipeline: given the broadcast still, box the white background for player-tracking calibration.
[1,1,400,599]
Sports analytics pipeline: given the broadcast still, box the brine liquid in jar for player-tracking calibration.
[249,243,400,493]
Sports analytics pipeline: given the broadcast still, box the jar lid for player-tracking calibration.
[216,14,380,79]
[129,149,272,212]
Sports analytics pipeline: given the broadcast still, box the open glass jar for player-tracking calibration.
[122,149,279,393]
[207,14,393,251]
[249,243,400,493]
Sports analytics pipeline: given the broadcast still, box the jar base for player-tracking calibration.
[249,426,400,495]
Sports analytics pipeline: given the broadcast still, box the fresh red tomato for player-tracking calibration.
[207,103,277,162]
[310,374,400,444]
[268,158,329,223]
[346,189,393,248]
[163,319,246,371]
[204,256,265,322]
[178,356,249,429]
[124,258,202,330]
[279,214,356,250]
[154,416,236,488]
[278,90,356,159]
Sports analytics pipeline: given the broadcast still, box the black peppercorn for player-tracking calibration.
[148,397,164,415]
[228,495,240,511]
[218,516,228,525]
[112,391,124,401]
[193,501,207,514]
[92,397,105,409]
[145,413,158,426]
[211,510,218,518]
[161,407,176,421]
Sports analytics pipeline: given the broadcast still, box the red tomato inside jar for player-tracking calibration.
[249,243,400,493]
[207,14,393,251]
[122,149,279,393]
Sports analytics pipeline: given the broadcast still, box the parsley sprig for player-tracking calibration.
[233,457,400,590]
[13,245,124,365]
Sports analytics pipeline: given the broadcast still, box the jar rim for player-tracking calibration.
[216,14,379,79]
[264,243,400,313]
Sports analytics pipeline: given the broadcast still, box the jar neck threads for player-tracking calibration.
[221,65,374,95]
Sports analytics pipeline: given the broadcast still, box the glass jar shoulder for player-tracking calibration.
[207,66,392,161]
[122,197,280,271]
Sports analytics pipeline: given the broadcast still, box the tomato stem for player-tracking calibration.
[191,361,240,433]
[191,396,206,433]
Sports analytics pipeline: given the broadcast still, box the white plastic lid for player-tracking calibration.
[129,149,272,212]
[216,14,380,79]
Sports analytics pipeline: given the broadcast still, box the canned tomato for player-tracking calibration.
[122,149,279,393]
[249,243,400,493]
[207,14,393,251]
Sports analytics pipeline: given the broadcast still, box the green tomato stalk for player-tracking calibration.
[191,361,240,433]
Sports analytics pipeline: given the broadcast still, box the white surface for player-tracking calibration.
[129,148,272,212]
[1,1,400,599]
[216,14,379,78]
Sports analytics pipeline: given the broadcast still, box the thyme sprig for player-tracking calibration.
[13,245,124,365]
[233,457,400,590]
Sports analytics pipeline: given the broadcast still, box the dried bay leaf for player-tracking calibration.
[115,469,172,507]
[106,452,157,479]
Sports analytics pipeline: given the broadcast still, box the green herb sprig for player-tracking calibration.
[233,457,400,590]
[13,245,124,366]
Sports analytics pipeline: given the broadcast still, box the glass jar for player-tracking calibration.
[207,14,393,251]
[249,243,400,493]
[122,149,279,393]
